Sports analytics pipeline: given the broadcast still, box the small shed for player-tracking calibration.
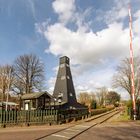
[21,92,52,110]
[0,102,19,110]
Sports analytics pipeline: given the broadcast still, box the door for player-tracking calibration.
[25,103,29,110]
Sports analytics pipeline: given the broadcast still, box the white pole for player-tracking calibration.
[1,72,3,102]
[128,5,137,120]
[6,68,11,111]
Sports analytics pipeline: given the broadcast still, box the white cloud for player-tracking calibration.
[133,10,140,35]
[134,10,140,18]
[52,0,75,24]
[131,10,140,55]
[45,22,130,66]
[47,76,56,94]
[75,66,116,93]
[75,7,93,33]
[103,0,129,24]
[36,0,140,99]
[27,0,36,19]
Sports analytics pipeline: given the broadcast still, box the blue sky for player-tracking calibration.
[0,0,140,99]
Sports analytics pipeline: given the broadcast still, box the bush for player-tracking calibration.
[90,101,97,109]
[90,107,114,116]
[126,100,132,108]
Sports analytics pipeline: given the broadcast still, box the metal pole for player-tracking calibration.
[138,66,140,97]
[6,68,11,111]
[1,72,4,102]
[128,5,137,120]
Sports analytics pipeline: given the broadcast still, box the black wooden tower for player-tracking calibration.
[53,56,85,109]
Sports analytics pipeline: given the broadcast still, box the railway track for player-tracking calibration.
[35,109,120,140]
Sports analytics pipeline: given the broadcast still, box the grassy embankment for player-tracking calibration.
[117,109,130,121]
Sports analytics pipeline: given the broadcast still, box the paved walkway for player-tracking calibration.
[0,124,69,140]
[40,111,118,140]
[74,121,140,140]
[0,111,140,140]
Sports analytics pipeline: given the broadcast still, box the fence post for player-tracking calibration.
[56,109,58,123]
[0,109,3,127]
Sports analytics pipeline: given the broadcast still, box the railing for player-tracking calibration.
[57,109,89,123]
[0,109,58,126]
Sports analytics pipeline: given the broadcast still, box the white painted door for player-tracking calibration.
[25,103,29,110]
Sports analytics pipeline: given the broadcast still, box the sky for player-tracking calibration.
[0,0,140,99]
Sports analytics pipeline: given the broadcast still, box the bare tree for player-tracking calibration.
[0,66,6,101]
[106,91,120,105]
[78,92,96,107]
[14,54,45,94]
[137,55,140,99]
[113,57,140,100]
[0,65,14,102]
[96,87,108,107]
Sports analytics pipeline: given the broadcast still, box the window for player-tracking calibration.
[66,64,70,67]
[70,93,73,97]
[61,76,66,80]
[70,106,73,109]
[67,76,70,79]
[32,99,36,108]
[60,64,65,68]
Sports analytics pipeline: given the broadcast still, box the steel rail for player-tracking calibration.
[35,109,120,140]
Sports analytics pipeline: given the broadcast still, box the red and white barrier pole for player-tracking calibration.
[128,5,137,120]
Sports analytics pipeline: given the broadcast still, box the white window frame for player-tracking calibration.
[61,76,66,80]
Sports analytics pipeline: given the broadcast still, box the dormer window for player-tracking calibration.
[61,76,66,80]
[60,64,65,68]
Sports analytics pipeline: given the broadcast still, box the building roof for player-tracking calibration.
[0,102,18,106]
[21,91,52,100]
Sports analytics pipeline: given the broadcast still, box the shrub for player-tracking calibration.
[90,107,114,116]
